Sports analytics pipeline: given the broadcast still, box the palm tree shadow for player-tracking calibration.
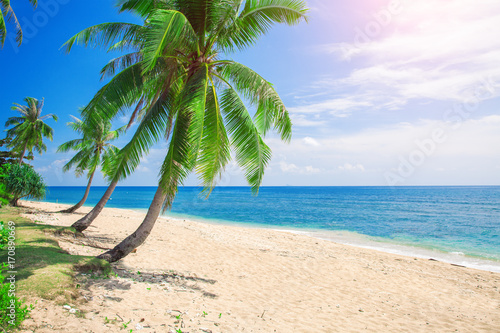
[110,263,219,298]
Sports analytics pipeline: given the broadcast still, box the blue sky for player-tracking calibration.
[1,0,499,187]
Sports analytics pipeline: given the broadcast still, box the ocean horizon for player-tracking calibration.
[39,185,500,272]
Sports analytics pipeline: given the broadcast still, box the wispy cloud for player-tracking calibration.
[304,0,500,113]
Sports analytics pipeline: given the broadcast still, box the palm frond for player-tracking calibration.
[158,63,210,209]
[57,139,85,153]
[110,90,177,182]
[62,22,144,53]
[219,0,308,52]
[100,52,143,79]
[196,82,230,193]
[220,87,271,193]
[142,9,196,72]
[218,61,292,140]
[0,7,6,47]
[117,0,176,17]
[82,63,144,121]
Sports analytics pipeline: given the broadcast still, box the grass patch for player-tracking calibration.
[0,206,95,303]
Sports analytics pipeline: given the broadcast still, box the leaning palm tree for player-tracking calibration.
[5,97,58,165]
[57,114,126,213]
[0,0,38,47]
[64,0,308,262]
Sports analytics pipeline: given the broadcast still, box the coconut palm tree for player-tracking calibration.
[5,97,58,165]
[57,114,126,213]
[64,0,308,262]
[0,0,38,47]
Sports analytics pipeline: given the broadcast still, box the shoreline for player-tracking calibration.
[18,200,500,332]
[35,198,500,274]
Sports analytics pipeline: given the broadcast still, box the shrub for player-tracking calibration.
[0,164,13,207]
[4,164,46,207]
[0,222,8,250]
[0,263,31,330]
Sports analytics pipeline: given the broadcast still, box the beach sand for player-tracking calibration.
[19,200,500,332]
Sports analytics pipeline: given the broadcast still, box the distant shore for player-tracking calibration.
[21,200,500,332]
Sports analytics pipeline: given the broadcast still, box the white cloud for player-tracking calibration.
[279,161,300,173]
[305,166,321,174]
[338,163,365,172]
[266,115,500,185]
[302,137,321,147]
[289,113,326,127]
[289,97,373,116]
[278,161,321,174]
[315,0,500,110]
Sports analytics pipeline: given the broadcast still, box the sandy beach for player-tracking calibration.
[19,200,500,332]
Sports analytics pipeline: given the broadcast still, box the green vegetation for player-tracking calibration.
[5,97,57,165]
[64,0,308,263]
[0,0,38,47]
[0,207,108,301]
[0,222,8,249]
[0,163,13,207]
[4,164,46,207]
[57,113,126,213]
[0,262,32,331]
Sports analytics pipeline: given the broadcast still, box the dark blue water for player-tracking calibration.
[42,186,500,263]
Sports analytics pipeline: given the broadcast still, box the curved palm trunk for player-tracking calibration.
[97,187,166,263]
[71,180,118,232]
[18,143,27,166]
[60,170,96,213]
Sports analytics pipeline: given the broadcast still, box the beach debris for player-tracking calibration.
[450,263,466,268]
[63,305,71,310]
[358,308,364,312]
[135,323,144,330]
[69,308,77,314]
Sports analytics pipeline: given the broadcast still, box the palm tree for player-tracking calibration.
[57,114,126,213]
[0,0,38,48]
[64,0,308,262]
[5,97,58,165]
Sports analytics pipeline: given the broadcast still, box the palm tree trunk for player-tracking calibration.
[97,187,166,263]
[71,180,118,232]
[60,170,96,213]
[18,143,27,166]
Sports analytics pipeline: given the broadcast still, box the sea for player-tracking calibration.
[41,186,500,272]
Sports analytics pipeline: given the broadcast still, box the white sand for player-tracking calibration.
[19,200,500,332]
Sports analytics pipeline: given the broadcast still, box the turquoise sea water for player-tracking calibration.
[41,186,500,271]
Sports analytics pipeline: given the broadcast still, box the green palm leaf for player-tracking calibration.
[158,63,209,209]
[141,9,196,72]
[62,22,144,53]
[218,61,292,140]
[219,0,308,52]
[220,87,271,193]
[196,82,230,193]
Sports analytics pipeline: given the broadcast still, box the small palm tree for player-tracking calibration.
[5,97,58,165]
[0,0,38,47]
[57,114,126,213]
[64,0,308,262]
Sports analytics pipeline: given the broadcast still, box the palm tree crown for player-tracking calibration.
[0,0,38,47]
[5,97,58,165]
[64,0,307,208]
[58,114,125,179]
